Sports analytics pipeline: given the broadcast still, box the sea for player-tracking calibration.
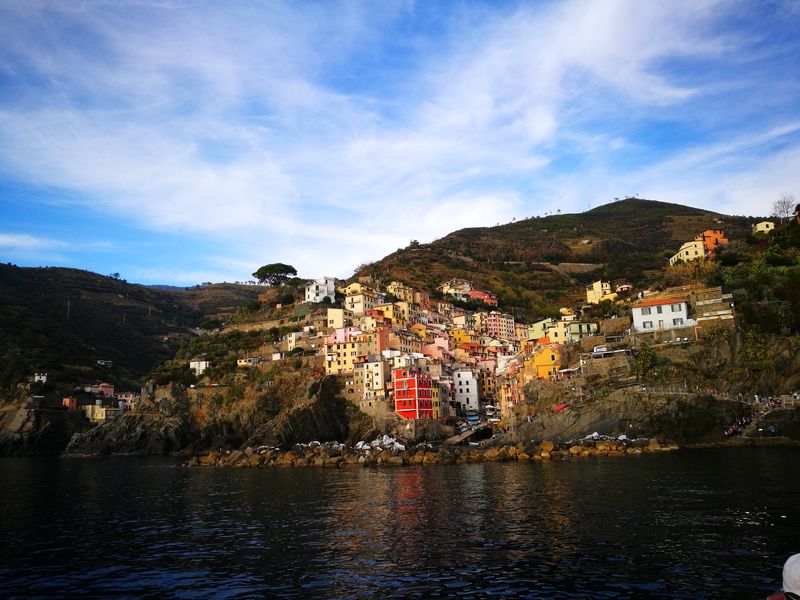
[1,447,798,599]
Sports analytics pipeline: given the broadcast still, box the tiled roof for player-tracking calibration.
[633,297,687,308]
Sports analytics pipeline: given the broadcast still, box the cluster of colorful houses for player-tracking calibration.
[29,371,142,424]
[213,235,738,425]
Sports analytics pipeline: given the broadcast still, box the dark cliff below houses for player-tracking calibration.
[62,364,377,457]
[0,405,92,456]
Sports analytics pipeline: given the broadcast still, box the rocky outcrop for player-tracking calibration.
[0,407,91,456]
[509,392,749,445]
[245,377,374,449]
[63,412,194,457]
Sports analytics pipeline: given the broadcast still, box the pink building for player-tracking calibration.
[485,312,515,340]
[325,327,363,344]
[97,383,115,398]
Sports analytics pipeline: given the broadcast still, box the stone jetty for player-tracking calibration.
[184,435,679,469]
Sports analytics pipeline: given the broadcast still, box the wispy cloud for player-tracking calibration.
[0,233,66,250]
[0,0,798,282]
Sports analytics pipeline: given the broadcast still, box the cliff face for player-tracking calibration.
[0,407,91,456]
[509,391,749,445]
[62,364,378,457]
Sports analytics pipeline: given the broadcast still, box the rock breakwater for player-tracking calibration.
[184,435,679,469]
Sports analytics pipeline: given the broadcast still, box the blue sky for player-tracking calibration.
[1,0,799,285]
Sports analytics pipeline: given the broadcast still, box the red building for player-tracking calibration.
[392,367,433,419]
[468,290,498,306]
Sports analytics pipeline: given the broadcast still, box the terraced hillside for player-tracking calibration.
[358,199,755,319]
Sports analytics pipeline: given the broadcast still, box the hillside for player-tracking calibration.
[358,199,754,318]
[0,265,260,401]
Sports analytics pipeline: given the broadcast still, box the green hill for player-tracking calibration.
[0,265,260,402]
[358,198,754,318]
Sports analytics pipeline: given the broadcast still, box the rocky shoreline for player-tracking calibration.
[184,435,680,469]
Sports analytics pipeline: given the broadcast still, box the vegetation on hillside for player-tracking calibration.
[357,199,754,321]
[0,265,261,402]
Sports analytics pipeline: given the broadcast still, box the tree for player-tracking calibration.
[252,263,297,286]
[772,193,796,223]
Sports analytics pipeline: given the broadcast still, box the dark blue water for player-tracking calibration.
[1,448,798,599]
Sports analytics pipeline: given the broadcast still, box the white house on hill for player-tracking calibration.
[304,277,336,304]
[631,297,695,332]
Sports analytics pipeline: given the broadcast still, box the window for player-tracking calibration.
[641,307,652,315]
[673,318,684,326]
[656,306,663,314]
[671,303,681,312]
[643,321,653,329]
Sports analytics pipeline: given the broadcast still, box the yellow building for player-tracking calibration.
[372,302,409,328]
[324,331,385,375]
[340,282,366,296]
[326,308,354,330]
[450,328,476,345]
[409,323,431,341]
[585,280,617,305]
[669,240,706,266]
[524,346,562,380]
[431,385,441,419]
[753,221,775,235]
[387,281,416,304]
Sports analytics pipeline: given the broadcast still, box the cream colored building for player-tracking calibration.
[669,240,706,266]
[753,221,775,234]
[345,291,378,316]
[585,280,617,305]
[354,359,390,415]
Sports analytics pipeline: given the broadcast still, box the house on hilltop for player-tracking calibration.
[753,221,775,235]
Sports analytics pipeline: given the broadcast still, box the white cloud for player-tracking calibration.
[0,233,66,250]
[0,1,798,282]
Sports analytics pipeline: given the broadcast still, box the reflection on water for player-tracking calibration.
[1,448,798,598]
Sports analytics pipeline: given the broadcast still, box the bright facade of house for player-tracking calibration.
[468,289,498,306]
[189,358,212,376]
[753,221,775,234]
[393,367,433,419]
[304,276,336,304]
[485,311,515,340]
[528,346,562,380]
[387,281,416,303]
[345,291,378,315]
[631,297,694,332]
[354,359,390,414]
[326,308,354,330]
[694,229,728,257]
[585,280,617,305]
[669,240,706,265]
[454,369,480,413]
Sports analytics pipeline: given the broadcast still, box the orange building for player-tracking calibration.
[694,229,728,258]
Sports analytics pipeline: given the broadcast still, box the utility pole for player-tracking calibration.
[66,300,71,320]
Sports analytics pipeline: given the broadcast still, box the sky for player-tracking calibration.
[0,0,799,285]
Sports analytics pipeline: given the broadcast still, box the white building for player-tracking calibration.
[189,357,212,376]
[304,277,336,304]
[454,369,480,413]
[631,298,695,332]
